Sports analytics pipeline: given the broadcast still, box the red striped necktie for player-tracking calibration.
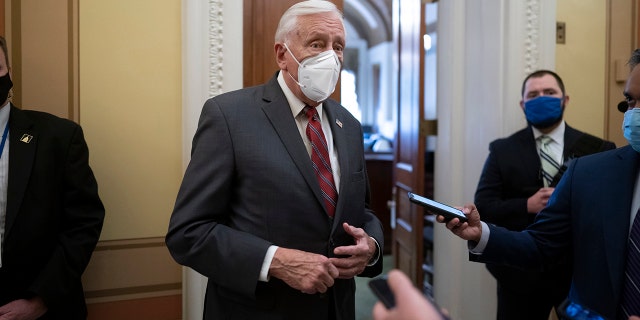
[305,106,338,217]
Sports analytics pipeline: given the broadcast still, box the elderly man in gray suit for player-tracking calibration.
[165,1,384,320]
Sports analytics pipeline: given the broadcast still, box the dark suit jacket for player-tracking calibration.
[166,73,384,320]
[474,124,615,300]
[0,105,104,319]
[473,145,637,319]
[475,124,616,231]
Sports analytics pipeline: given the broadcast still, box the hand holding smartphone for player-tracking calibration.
[368,276,395,309]
[407,192,468,223]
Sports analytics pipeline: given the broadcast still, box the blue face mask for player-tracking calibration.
[623,108,640,152]
[524,96,564,128]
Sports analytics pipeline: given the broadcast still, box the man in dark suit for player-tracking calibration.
[0,36,105,319]
[474,70,616,319]
[440,49,640,320]
[165,1,383,319]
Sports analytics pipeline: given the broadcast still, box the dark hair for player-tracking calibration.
[628,49,640,69]
[0,36,8,68]
[520,69,565,97]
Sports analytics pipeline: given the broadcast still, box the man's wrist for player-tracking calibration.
[367,237,381,266]
[259,245,279,282]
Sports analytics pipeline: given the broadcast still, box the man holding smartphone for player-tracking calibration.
[439,48,640,320]
[474,70,615,319]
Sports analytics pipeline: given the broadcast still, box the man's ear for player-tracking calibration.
[275,43,288,70]
[519,100,525,111]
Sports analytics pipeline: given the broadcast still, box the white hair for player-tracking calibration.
[274,0,345,43]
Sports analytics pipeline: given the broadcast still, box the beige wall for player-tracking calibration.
[20,0,70,117]
[556,0,607,137]
[79,0,182,240]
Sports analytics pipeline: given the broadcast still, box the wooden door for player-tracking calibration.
[391,0,426,286]
[243,0,342,102]
[605,0,637,146]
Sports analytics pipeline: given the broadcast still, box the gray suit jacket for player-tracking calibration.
[166,73,383,320]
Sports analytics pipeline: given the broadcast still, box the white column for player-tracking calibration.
[180,0,243,319]
[434,0,556,319]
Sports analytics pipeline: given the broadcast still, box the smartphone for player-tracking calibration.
[368,276,395,309]
[407,192,468,223]
[368,276,450,320]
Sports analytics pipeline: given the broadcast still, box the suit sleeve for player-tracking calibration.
[472,159,574,270]
[474,142,532,230]
[359,167,384,277]
[29,124,105,307]
[165,100,272,297]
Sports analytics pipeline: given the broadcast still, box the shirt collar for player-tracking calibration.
[277,71,324,119]
[532,120,565,144]
[0,101,10,128]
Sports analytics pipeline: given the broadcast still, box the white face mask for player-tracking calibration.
[284,43,341,103]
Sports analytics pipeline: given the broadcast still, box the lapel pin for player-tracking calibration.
[20,134,33,143]
[336,119,343,128]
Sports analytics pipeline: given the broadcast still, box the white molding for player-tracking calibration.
[181,0,243,318]
[434,0,556,319]
[208,0,224,97]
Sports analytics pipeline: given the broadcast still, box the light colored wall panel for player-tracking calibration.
[83,238,181,302]
[79,0,182,240]
[20,0,69,116]
[556,0,607,137]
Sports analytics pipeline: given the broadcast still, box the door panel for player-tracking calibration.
[391,0,425,286]
[605,0,636,146]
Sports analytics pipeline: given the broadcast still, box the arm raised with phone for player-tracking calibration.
[407,192,469,223]
[436,204,483,243]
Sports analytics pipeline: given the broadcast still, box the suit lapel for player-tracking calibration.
[562,125,581,160]
[260,75,327,215]
[515,127,543,184]
[601,146,639,293]
[5,106,37,234]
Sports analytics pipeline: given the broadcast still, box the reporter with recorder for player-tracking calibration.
[437,50,640,319]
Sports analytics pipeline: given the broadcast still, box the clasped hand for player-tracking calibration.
[0,297,47,320]
[270,222,375,294]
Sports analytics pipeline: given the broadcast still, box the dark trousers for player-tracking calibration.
[496,284,561,320]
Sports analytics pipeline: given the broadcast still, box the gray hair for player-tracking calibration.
[274,0,345,43]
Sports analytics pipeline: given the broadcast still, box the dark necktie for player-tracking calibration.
[539,135,560,187]
[305,106,338,217]
[620,209,640,318]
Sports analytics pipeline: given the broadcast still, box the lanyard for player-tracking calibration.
[0,123,9,159]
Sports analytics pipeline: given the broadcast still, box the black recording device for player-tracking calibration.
[368,276,395,309]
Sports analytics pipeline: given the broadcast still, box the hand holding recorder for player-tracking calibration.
[371,269,449,320]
